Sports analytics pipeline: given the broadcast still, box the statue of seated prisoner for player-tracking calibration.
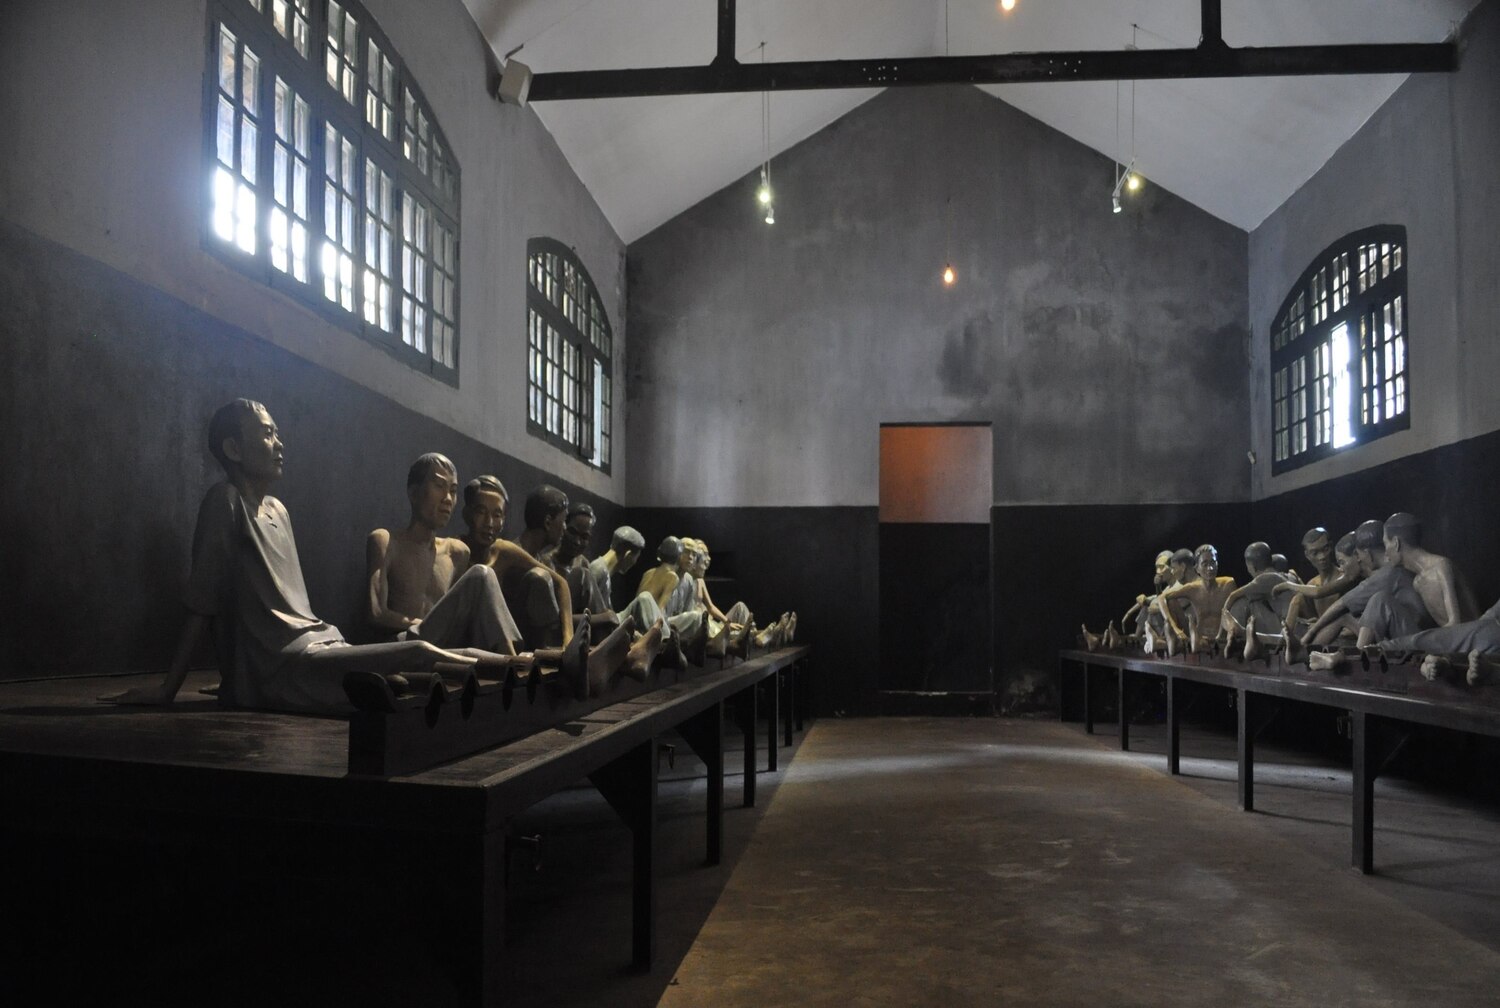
[101,401,559,712]
[1156,545,1237,655]
[466,481,574,651]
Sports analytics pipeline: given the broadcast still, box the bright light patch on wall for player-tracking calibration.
[999,0,1017,12]
[942,264,956,286]
[1331,323,1355,448]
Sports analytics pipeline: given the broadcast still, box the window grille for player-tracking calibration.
[1270,226,1408,474]
[205,0,460,380]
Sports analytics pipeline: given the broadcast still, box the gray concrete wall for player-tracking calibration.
[0,0,627,677]
[1248,0,1500,500]
[627,84,1250,509]
[0,0,626,500]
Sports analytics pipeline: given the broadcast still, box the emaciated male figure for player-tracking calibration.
[638,536,684,609]
[1220,541,1294,651]
[1304,520,1432,669]
[1279,532,1364,648]
[1382,512,1478,628]
[457,477,573,649]
[1156,545,1237,655]
[365,454,522,654]
[103,401,482,712]
[520,484,569,560]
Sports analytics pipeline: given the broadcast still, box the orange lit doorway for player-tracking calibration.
[877,423,994,710]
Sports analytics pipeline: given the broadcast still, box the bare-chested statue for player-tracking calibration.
[1304,520,1433,670]
[1117,550,1174,644]
[1275,528,1338,632]
[102,401,493,713]
[520,484,569,560]
[1221,541,1294,652]
[1156,545,1237,655]
[1279,532,1363,650]
[638,536,684,609]
[365,454,524,659]
[1382,512,1478,628]
[458,478,573,650]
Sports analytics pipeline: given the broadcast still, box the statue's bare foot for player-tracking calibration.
[1102,621,1119,650]
[1142,623,1157,655]
[1283,628,1307,665]
[683,617,709,667]
[1420,654,1449,682]
[785,612,797,643]
[536,615,593,700]
[1467,650,1487,687]
[624,618,664,681]
[729,620,754,660]
[1243,618,1262,662]
[1081,624,1101,652]
[1308,650,1345,672]
[706,619,732,659]
[586,615,636,694]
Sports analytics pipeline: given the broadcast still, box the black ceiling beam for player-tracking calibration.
[528,43,1456,102]
[526,0,1456,103]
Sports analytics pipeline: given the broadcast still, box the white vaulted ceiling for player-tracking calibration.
[461,0,1478,242]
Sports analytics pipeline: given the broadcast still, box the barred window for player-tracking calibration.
[205,0,460,381]
[526,239,613,472]
[1271,226,1408,474]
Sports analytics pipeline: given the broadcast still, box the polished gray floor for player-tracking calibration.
[502,716,1500,1007]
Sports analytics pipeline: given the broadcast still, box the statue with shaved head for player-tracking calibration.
[458,477,575,650]
[103,401,514,712]
[1220,541,1294,654]
[1155,545,1237,655]
[365,453,527,657]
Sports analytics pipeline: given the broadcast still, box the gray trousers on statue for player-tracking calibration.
[619,591,701,640]
[1381,600,1500,655]
[409,565,522,652]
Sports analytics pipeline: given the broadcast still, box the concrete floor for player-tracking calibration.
[504,716,1500,1008]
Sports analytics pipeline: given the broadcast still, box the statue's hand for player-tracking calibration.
[1271,581,1292,595]
[99,684,172,705]
[407,617,423,633]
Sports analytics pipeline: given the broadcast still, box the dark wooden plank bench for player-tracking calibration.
[1058,647,1500,873]
[0,645,811,1006]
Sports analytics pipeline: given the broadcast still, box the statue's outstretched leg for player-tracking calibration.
[624,618,665,681]
[586,614,637,694]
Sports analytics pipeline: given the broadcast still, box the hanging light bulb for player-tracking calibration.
[764,203,775,225]
[1112,194,1122,214]
[757,166,773,206]
[1126,172,1142,192]
[999,0,1017,12]
[942,263,956,286]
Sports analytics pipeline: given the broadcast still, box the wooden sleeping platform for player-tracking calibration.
[0,645,812,1006]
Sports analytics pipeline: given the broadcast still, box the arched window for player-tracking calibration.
[1270,225,1409,474]
[526,239,613,472]
[205,0,460,382]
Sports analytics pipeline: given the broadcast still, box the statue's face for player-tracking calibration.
[231,406,285,482]
[466,490,507,546]
[411,466,457,529]
[1304,534,1333,574]
[1169,559,1189,584]
[616,546,642,575]
[558,512,595,561]
[1196,550,1219,581]
[543,506,568,547]
[1153,553,1172,584]
[1336,549,1360,576]
[1382,532,1403,564]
